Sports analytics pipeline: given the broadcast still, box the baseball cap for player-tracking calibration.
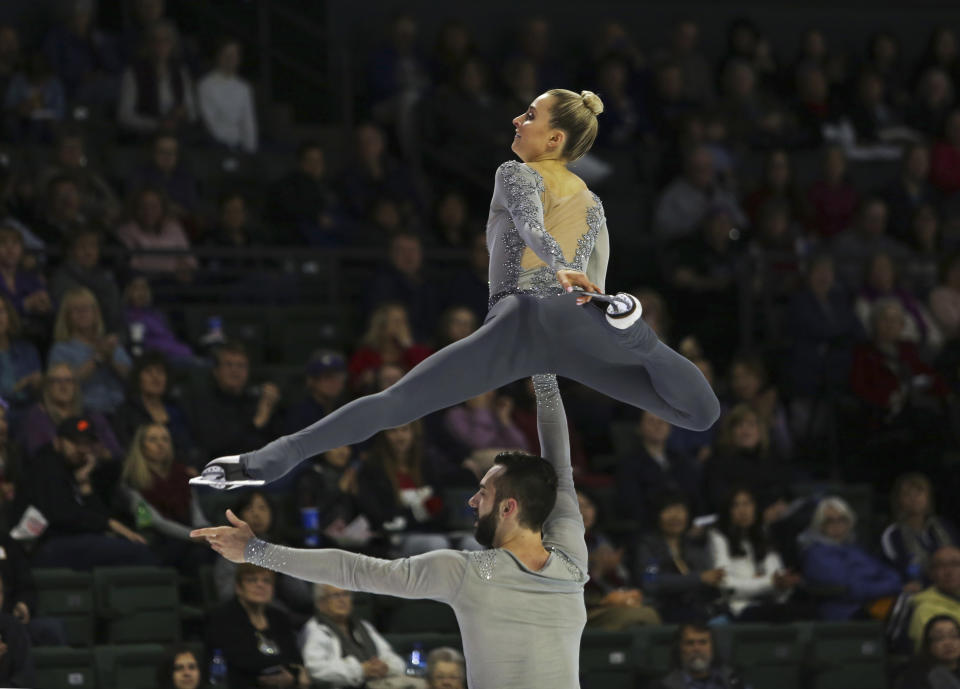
[57,416,96,443]
[305,350,346,377]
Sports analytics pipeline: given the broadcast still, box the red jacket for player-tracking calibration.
[930,141,960,195]
[850,341,948,410]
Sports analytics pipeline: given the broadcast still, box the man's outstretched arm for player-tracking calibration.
[534,375,588,571]
[192,510,465,603]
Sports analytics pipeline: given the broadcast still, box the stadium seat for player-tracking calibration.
[632,624,679,681]
[94,567,181,643]
[33,647,95,689]
[33,568,96,647]
[579,630,635,689]
[383,632,462,659]
[808,621,887,689]
[94,644,167,689]
[727,623,803,689]
[386,598,460,634]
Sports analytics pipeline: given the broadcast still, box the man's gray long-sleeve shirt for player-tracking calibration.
[245,376,588,689]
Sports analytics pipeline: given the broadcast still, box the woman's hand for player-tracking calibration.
[556,269,603,304]
[13,371,43,392]
[257,667,295,688]
[700,568,726,586]
[191,509,256,563]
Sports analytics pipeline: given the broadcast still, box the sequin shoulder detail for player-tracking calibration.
[576,194,603,269]
[546,546,586,581]
[245,537,286,570]
[469,549,499,581]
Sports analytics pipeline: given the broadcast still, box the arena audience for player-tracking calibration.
[910,547,960,650]
[651,623,746,689]
[898,614,960,689]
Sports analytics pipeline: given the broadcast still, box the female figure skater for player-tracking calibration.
[195,88,720,488]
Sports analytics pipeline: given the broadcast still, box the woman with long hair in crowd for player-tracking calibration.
[200,88,718,488]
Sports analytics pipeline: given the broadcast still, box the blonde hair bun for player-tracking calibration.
[580,90,604,116]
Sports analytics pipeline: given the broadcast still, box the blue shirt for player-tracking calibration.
[48,339,131,414]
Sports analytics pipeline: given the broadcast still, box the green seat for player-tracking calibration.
[632,624,678,680]
[728,624,802,689]
[579,630,634,689]
[33,647,95,689]
[95,644,167,689]
[387,599,459,634]
[809,621,887,689]
[33,568,95,646]
[94,567,181,643]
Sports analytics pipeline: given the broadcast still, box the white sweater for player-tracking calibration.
[299,617,406,687]
[197,70,258,152]
[708,528,785,616]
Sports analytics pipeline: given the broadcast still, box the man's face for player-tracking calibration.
[307,371,346,402]
[153,137,178,173]
[214,352,249,394]
[235,571,274,606]
[679,629,713,676]
[55,436,96,469]
[468,465,505,548]
[428,660,465,689]
[391,237,422,276]
[931,548,960,597]
[315,585,352,622]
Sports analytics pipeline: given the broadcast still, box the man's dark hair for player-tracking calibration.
[654,490,690,517]
[128,350,170,396]
[492,451,557,531]
[214,340,248,365]
[156,644,204,689]
[673,621,713,664]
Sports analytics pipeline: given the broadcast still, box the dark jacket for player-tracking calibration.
[703,447,789,513]
[0,611,34,687]
[801,539,902,620]
[635,532,720,623]
[615,444,703,526]
[654,665,747,689]
[24,446,110,539]
[0,534,36,616]
[185,380,280,461]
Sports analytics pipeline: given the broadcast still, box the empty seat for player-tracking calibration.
[33,647,95,689]
[33,568,95,647]
[94,644,167,689]
[387,599,459,634]
[94,567,181,643]
[728,624,803,689]
[579,630,635,689]
[808,621,887,689]
[632,624,679,681]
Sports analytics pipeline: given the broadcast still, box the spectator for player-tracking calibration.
[197,38,257,152]
[368,233,440,339]
[284,350,348,435]
[205,563,309,689]
[213,491,313,623]
[847,69,902,144]
[883,143,939,243]
[25,415,155,568]
[118,20,197,137]
[119,423,209,570]
[800,496,903,620]
[0,531,64,646]
[667,355,721,463]
[34,175,89,244]
[444,389,528,452]
[0,223,52,332]
[116,187,197,278]
[930,254,960,340]
[916,28,960,96]
[184,341,282,461]
[430,20,474,87]
[651,622,747,689]
[432,189,477,249]
[155,644,202,689]
[615,409,702,526]
[906,204,944,297]
[907,67,955,138]
[704,404,790,520]
[112,351,194,462]
[832,196,911,293]
[0,576,34,688]
[590,54,646,152]
[854,252,943,353]
[635,493,725,623]
[295,445,366,547]
[426,647,466,689]
[300,584,406,687]
[0,26,20,103]
[367,14,429,126]
[435,305,477,349]
[910,547,960,650]
[49,286,131,415]
[897,614,960,689]
[654,145,747,243]
[344,122,421,225]
[266,141,342,246]
[806,146,860,240]
[204,192,265,257]
[49,229,122,332]
[131,134,200,217]
[4,53,65,143]
[442,232,489,322]
[41,0,120,105]
[348,302,432,392]
[793,63,836,146]
[659,19,714,106]
[122,275,197,365]
[579,490,661,630]
[121,0,170,62]
[744,149,807,226]
[883,473,959,586]
[0,294,41,411]
[37,131,120,229]
[708,487,802,621]
[0,402,21,528]
[357,421,450,555]
[647,61,698,140]
[726,354,793,460]
[931,108,960,196]
[18,362,120,460]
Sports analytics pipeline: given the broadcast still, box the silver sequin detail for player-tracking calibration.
[244,537,288,570]
[532,374,561,412]
[470,549,498,580]
[575,195,603,269]
[546,546,585,581]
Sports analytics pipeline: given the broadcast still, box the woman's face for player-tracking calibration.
[236,570,275,607]
[659,503,689,537]
[0,232,22,269]
[929,620,960,665]
[899,483,931,518]
[67,298,98,333]
[385,424,414,456]
[323,445,351,468]
[240,494,272,536]
[767,152,790,188]
[141,425,172,464]
[730,364,762,401]
[445,308,476,343]
[139,364,167,397]
[821,506,852,541]
[732,413,762,450]
[126,277,151,308]
[172,652,200,689]
[383,307,409,338]
[875,305,905,343]
[137,192,164,230]
[913,208,939,248]
[47,365,77,406]
[867,255,895,291]
[730,491,757,528]
[511,93,562,163]
[577,492,597,531]
[437,194,467,230]
[809,261,835,295]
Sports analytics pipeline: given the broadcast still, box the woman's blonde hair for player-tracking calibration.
[717,403,770,454]
[53,286,104,342]
[122,423,173,492]
[359,302,410,349]
[42,362,82,421]
[546,89,604,162]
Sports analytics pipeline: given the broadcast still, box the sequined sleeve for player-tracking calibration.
[495,161,567,273]
[244,539,467,603]
[533,375,588,571]
[585,201,609,294]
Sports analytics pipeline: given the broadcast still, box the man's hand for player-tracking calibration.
[362,658,390,679]
[191,509,256,563]
[254,383,282,428]
[12,601,30,624]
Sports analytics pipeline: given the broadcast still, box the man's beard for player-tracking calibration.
[474,508,500,548]
[685,655,710,674]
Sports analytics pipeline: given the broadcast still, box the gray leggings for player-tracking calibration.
[243,292,720,481]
